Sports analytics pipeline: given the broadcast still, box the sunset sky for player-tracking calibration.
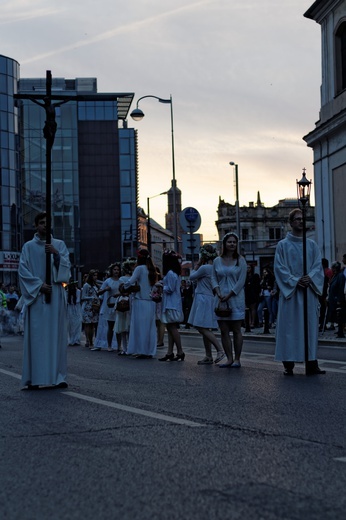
[1,0,321,241]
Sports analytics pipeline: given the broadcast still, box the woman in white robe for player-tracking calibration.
[122,250,157,358]
[93,263,121,351]
[188,245,225,364]
[67,282,82,346]
[211,232,247,368]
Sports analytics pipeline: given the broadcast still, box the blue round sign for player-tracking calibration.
[184,207,199,222]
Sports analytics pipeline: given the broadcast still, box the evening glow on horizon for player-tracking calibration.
[1,0,320,241]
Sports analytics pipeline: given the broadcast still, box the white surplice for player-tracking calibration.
[274,233,324,362]
[19,234,71,387]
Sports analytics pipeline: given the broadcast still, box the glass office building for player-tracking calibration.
[18,77,137,276]
[0,55,21,284]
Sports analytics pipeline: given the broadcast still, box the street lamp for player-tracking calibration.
[296,168,312,375]
[229,162,241,240]
[130,95,178,252]
[147,191,168,256]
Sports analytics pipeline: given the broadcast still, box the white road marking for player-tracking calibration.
[0,368,21,380]
[62,391,204,427]
[0,367,204,426]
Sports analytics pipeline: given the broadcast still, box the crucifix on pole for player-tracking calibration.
[14,71,134,303]
[28,71,67,302]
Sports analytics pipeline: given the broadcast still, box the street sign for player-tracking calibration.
[179,207,201,233]
[181,233,201,256]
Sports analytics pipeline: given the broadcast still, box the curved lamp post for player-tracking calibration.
[229,161,241,240]
[297,168,312,375]
[130,95,178,252]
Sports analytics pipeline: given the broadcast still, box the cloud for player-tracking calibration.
[20,0,213,65]
[0,0,61,24]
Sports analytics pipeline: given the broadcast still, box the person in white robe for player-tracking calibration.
[274,208,325,376]
[19,212,71,389]
[67,281,82,346]
[188,245,225,365]
[122,249,157,358]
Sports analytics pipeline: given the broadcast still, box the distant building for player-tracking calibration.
[16,75,137,277]
[0,55,21,285]
[138,207,174,271]
[165,179,183,253]
[304,0,346,261]
[215,193,315,272]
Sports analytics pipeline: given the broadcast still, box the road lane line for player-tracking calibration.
[63,391,205,427]
[0,368,21,380]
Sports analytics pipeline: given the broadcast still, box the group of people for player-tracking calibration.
[244,265,279,329]
[320,255,346,337]
[16,207,343,390]
[0,284,22,334]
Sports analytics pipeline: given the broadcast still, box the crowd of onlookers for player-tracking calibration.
[0,284,23,334]
[1,252,345,345]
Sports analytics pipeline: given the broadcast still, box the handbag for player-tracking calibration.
[91,286,101,313]
[107,295,117,308]
[214,270,232,318]
[92,299,101,313]
[116,296,130,312]
[215,300,232,318]
[150,286,162,303]
[129,283,140,293]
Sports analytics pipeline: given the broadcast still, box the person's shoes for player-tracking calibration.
[283,369,294,376]
[27,384,40,390]
[136,354,153,359]
[158,353,175,361]
[85,343,89,348]
[118,350,126,356]
[230,362,241,368]
[197,357,213,365]
[157,343,164,348]
[56,382,68,388]
[90,347,101,351]
[219,362,233,368]
[214,352,226,364]
[174,353,185,361]
[306,367,326,375]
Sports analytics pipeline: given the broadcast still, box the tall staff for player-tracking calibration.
[297,168,312,374]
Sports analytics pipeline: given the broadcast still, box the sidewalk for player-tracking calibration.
[179,325,346,345]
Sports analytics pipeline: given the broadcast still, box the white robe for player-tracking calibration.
[67,288,82,345]
[19,233,71,387]
[123,265,156,356]
[274,233,324,362]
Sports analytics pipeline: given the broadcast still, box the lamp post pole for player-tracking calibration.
[130,95,178,252]
[297,168,312,375]
[147,191,167,256]
[230,162,241,240]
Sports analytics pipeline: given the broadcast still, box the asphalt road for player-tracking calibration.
[1,332,346,520]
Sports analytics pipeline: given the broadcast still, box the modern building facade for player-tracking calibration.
[215,193,316,272]
[0,55,21,285]
[304,0,346,262]
[17,76,137,277]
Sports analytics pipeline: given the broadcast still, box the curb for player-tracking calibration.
[179,328,346,346]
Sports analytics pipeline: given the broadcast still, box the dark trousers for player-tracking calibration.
[283,360,319,371]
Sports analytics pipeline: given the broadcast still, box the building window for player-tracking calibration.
[121,203,131,219]
[242,228,249,241]
[335,22,346,94]
[269,227,281,240]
